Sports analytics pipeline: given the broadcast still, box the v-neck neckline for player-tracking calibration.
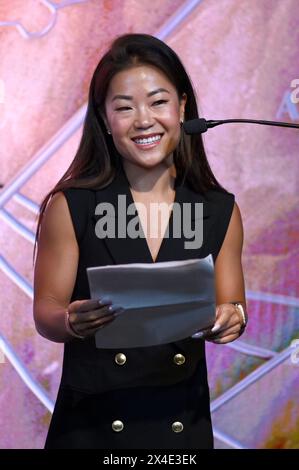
[120,161,178,264]
[93,159,212,267]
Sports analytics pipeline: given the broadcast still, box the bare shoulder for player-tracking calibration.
[38,191,77,247]
[34,191,79,305]
[228,201,244,238]
[219,200,244,258]
[44,190,69,218]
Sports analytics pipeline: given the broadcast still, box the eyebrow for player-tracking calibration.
[111,88,170,102]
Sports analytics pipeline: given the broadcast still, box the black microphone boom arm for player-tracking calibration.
[183,118,299,135]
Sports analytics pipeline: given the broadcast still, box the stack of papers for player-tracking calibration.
[87,256,215,349]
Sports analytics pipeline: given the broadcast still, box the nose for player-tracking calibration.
[134,105,154,129]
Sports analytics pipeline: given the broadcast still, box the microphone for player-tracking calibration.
[183,118,299,134]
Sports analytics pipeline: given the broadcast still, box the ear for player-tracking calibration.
[99,108,109,130]
[179,93,187,118]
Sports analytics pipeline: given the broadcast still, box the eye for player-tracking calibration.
[153,99,168,106]
[115,106,132,111]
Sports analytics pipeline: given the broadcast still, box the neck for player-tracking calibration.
[121,158,176,198]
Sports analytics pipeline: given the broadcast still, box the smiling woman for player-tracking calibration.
[103,66,185,171]
[33,33,247,449]
[101,67,186,168]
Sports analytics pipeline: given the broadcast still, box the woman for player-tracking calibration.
[33,33,247,449]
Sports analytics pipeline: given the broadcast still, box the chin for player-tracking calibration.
[137,156,167,169]
[122,152,164,168]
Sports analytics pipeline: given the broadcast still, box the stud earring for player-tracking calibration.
[107,129,111,135]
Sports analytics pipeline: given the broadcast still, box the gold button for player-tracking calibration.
[112,420,124,432]
[172,421,184,433]
[115,353,126,365]
[173,353,185,365]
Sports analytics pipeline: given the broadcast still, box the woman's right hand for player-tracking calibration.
[66,298,124,339]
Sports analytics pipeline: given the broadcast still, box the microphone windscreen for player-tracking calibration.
[183,119,207,134]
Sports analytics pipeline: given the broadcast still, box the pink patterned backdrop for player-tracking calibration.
[0,0,298,449]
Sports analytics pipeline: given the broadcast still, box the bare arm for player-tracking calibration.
[33,191,120,343]
[207,201,247,343]
[214,201,246,308]
[33,192,80,342]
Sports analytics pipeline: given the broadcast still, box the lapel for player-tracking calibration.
[92,162,212,265]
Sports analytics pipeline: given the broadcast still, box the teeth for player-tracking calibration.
[133,134,162,145]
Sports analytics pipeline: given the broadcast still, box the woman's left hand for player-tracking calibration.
[193,303,245,344]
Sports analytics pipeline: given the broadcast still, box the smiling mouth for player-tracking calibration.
[131,133,164,149]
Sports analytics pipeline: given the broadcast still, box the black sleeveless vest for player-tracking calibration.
[60,163,235,395]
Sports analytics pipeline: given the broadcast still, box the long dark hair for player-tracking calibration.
[33,33,227,264]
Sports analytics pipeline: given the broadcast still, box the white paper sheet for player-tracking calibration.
[87,255,215,348]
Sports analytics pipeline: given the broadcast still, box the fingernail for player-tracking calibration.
[98,297,112,306]
[108,304,123,313]
[192,331,204,338]
[211,323,221,332]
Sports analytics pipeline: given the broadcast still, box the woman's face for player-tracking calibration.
[103,64,186,169]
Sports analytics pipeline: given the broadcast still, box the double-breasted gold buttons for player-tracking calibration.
[112,420,124,432]
[173,353,186,365]
[115,353,127,365]
[172,421,184,433]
